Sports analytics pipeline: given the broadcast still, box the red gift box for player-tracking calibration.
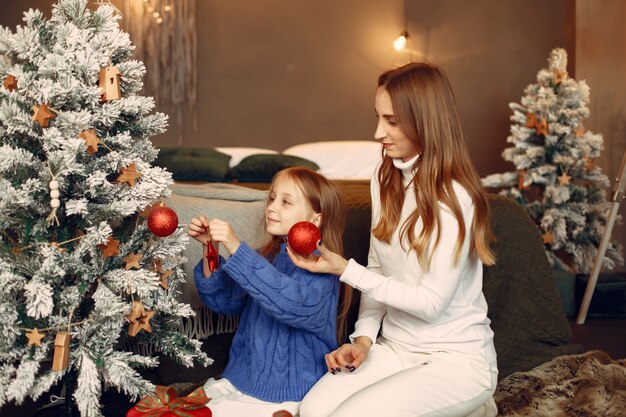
[127,385,211,417]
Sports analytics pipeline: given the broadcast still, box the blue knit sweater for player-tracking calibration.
[194,242,340,402]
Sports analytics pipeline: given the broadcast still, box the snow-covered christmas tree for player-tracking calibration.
[0,1,210,415]
[483,48,623,273]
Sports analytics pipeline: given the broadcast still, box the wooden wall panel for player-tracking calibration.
[576,0,626,271]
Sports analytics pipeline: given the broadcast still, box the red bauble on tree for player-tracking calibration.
[288,221,321,256]
[147,205,179,237]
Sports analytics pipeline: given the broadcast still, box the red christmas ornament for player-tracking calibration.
[148,206,179,237]
[287,221,321,256]
[206,241,219,272]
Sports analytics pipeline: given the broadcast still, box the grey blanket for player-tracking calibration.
[166,183,269,336]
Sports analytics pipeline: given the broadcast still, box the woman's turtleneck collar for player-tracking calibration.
[392,154,419,187]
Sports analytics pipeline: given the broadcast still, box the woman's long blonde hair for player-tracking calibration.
[258,167,353,343]
[372,62,495,269]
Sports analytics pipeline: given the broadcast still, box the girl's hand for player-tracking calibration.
[188,215,212,246]
[207,219,241,255]
[286,241,349,276]
[324,339,371,374]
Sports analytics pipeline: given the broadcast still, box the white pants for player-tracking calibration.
[300,338,498,417]
[203,378,301,417]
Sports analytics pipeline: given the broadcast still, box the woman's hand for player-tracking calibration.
[286,241,349,276]
[188,215,212,246]
[324,337,372,374]
[207,219,241,255]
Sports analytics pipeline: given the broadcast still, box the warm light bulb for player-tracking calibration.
[393,31,409,51]
[164,5,171,12]
[156,17,163,24]
[153,11,160,18]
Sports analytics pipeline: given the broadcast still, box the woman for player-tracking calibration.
[289,62,498,417]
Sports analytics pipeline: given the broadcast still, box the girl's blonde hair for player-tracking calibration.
[373,62,495,269]
[258,167,353,343]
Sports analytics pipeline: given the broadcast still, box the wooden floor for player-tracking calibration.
[569,317,626,359]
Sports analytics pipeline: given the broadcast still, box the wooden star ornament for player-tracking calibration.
[159,270,174,289]
[542,230,554,245]
[124,252,143,270]
[136,309,155,333]
[32,103,56,127]
[117,163,142,187]
[584,157,595,173]
[575,124,586,138]
[150,259,173,289]
[535,117,549,136]
[126,301,155,336]
[558,172,572,186]
[525,113,538,129]
[26,328,46,346]
[99,236,120,258]
[3,74,18,92]
[79,129,101,155]
[125,301,144,336]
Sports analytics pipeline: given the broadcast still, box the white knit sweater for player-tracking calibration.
[342,156,497,365]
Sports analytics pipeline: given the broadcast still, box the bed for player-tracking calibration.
[155,141,383,184]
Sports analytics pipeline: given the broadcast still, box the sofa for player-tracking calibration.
[152,183,582,388]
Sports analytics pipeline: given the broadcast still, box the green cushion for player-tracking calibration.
[225,154,320,183]
[483,194,582,380]
[154,148,231,182]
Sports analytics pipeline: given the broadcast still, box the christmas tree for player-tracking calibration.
[483,48,623,273]
[0,1,210,416]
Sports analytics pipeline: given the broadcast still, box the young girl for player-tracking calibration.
[290,62,499,417]
[188,167,351,417]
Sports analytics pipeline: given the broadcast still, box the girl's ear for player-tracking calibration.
[311,213,322,227]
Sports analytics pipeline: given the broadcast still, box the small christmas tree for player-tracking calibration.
[483,48,623,273]
[0,1,210,416]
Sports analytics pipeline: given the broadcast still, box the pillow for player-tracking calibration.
[154,147,231,182]
[215,147,279,168]
[283,141,382,180]
[225,154,319,183]
[483,194,582,379]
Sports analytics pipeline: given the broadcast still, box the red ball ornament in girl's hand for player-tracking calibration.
[147,206,179,237]
[288,221,321,256]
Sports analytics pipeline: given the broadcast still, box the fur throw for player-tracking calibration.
[495,350,626,417]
